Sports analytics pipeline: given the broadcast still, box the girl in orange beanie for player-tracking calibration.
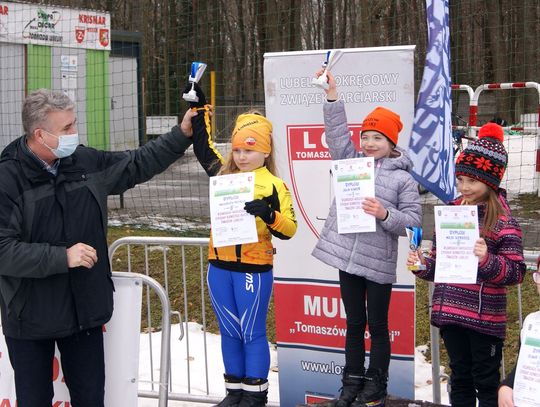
[311,70,422,407]
[181,87,297,407]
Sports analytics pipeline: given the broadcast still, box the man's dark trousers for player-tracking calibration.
[5,326,105,407]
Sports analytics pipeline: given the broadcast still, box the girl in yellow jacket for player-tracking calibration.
[181,84,296,407]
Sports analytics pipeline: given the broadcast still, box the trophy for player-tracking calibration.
[182,61,207,102]
[406,226,426,271]
[312,49,344,90]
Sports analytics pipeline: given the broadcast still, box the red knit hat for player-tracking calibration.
[455,123,507,190]
[478,122,504,141]
[361,107,403,146]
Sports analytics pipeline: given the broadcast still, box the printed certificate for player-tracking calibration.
[434,205,480,283]
[514,312,540,407]
[332,157,375,234]
[209,172,258,247]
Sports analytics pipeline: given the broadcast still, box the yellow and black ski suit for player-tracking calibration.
[191,106,297,272]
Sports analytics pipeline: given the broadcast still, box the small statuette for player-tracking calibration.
[312,50,344,90]
[406,226,426,271]
[182,62,207,102]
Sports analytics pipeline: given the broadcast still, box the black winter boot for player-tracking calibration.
[350,369,387,407]
[215,374,243,407]
[238,378,268,407]
[335,369,365,407]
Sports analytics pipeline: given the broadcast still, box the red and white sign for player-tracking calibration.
[75,28,85,43]
[0,1,110,50]
[99,28,109,47]
[274,282,414,355]
[287,124,362,238]
[264,46,416,405]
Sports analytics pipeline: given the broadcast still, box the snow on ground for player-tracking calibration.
[138,323,449,406]
[414,345,450,405]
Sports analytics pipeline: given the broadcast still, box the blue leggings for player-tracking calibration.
[207,264,273,379]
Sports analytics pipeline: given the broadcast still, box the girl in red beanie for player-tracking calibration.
[408,123,526,407]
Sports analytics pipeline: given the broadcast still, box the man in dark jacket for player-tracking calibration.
[0,89,193,406]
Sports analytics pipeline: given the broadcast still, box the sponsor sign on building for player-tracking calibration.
[0,1,110,50]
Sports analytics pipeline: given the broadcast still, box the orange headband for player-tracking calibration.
[231,113,272,154]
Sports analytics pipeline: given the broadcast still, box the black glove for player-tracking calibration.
[244,199,276,224]
[183,82,207,108]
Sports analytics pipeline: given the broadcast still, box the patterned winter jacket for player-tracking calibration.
[311,100,422,284]
[413,192,526,338]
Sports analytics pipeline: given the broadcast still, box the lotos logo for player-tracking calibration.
[244,137,256,147]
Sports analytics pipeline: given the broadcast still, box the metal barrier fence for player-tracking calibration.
[109,236,539,405]
[109,236,286,406]
[429,252,540,404]
[111,271,172,407]
[108,236,224,405]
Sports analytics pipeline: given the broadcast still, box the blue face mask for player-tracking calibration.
[43,130,79,158]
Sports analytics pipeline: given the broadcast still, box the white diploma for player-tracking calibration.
[209,172,258,248]
[434,205,480,283]
[514,312,540,407]
[332,157,375,234]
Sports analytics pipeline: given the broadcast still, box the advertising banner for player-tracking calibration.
[0,1,110,50]
[264,46,416,405]
[409,0,454,202]
[0,275,142,406]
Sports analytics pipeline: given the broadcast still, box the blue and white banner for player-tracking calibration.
[409,0,455,202]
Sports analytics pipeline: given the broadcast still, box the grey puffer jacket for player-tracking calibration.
[312,100,422,284]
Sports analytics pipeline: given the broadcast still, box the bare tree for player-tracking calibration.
[323,0,334,48]
[37,0,538,118]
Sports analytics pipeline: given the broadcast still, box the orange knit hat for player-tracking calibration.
[361,107,403,146]
[231,113,272,154]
